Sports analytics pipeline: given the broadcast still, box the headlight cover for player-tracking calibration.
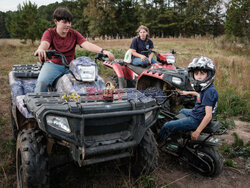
[167,56,176,64]
[46,116,71,133]
[78,65,96,82]
[172,77,182,85]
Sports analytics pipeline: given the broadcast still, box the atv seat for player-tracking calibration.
[175,113,220,134]
[113,59,124,65]
[202,121,220,134]
[127,64,147,75]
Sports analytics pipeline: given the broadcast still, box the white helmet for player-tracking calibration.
[188,56,215,92]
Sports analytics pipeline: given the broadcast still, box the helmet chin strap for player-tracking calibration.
[194,81,202,92]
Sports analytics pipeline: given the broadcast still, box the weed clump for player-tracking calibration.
[216,88,249,120]
[221,132,250,160]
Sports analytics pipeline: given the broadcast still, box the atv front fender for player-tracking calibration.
[104,61,125,88]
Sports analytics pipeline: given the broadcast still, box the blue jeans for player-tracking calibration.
[132,57,157,66]
[35,61,69,92]
[159,109,201,139]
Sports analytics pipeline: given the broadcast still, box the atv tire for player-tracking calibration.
[105,75,119,88]
[132,128,159,176]
[196,147,223,177]
[16,128,49,188]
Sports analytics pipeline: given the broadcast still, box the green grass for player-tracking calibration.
[136,175,155,188]
[0,140,16,187]
[221,132,250,159]
[225,159,238,168]
[216,87,249,120]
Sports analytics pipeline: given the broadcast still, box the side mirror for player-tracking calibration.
[171,49,176,54]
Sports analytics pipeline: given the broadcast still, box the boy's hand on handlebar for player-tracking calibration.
[103,50,114,61]
[34,49,47,62]
[179,91,189,95]
[180,90,199,97]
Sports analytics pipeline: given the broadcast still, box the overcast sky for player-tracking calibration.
[0,0,63,12]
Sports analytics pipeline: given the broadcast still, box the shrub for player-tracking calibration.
[216,88,248,119]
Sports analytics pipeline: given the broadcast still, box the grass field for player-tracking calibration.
[0,37,249,187]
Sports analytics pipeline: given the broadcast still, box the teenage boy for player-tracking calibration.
[34,7,114,92]
[159,56,218,140]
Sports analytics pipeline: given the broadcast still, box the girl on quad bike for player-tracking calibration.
[159,56,218,141]
[130,25,157,67]
[34,7,114,92]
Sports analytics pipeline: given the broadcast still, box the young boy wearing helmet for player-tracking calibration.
[159,56,218,141]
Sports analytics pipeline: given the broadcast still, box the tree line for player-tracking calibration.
[0,0,248,43]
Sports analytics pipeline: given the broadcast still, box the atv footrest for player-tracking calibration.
[81,152,131,166]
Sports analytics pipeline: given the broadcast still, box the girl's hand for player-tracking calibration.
[140,55,147,61]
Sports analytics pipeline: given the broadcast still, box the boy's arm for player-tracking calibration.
[34,41,50,62]
[80,41,114,61]
[191,106,213,140]
[180,91,199,97]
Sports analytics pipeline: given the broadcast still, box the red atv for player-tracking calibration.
[97,50,195,114]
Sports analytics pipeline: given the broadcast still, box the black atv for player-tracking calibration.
[9,50,159,187]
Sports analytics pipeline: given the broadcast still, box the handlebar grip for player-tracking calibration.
[94,53,108,61]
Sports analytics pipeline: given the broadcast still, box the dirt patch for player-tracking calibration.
[48,119,250,187]
[219,120,250,145]
[153,152,250,188]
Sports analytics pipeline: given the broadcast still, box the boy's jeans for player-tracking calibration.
[132,57,157,66]
[34,61,69,92]
[159,109,201,140]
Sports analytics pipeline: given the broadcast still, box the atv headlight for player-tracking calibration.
[167,56,176,64]
[145,111,153,121]
[172,77,182,85]
[46,116,71,133]
[78,65,96,82]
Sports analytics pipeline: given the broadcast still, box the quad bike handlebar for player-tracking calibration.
[36,50,69,67]
[141,49,176,56]
[94,53,109,63]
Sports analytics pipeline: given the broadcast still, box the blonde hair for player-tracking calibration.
[136,25,150,38]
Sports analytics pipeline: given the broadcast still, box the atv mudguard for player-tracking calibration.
[137,67,193,91]
[103,60,125,88]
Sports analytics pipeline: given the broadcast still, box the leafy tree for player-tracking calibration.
[6,1,45,43]
[63,0,89,36]
[182,0,224,37]
[2,0,229,39]
[113,0,140,38]
[84,0,118,38]
[0,11,10,38]
[225,0,249,39]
